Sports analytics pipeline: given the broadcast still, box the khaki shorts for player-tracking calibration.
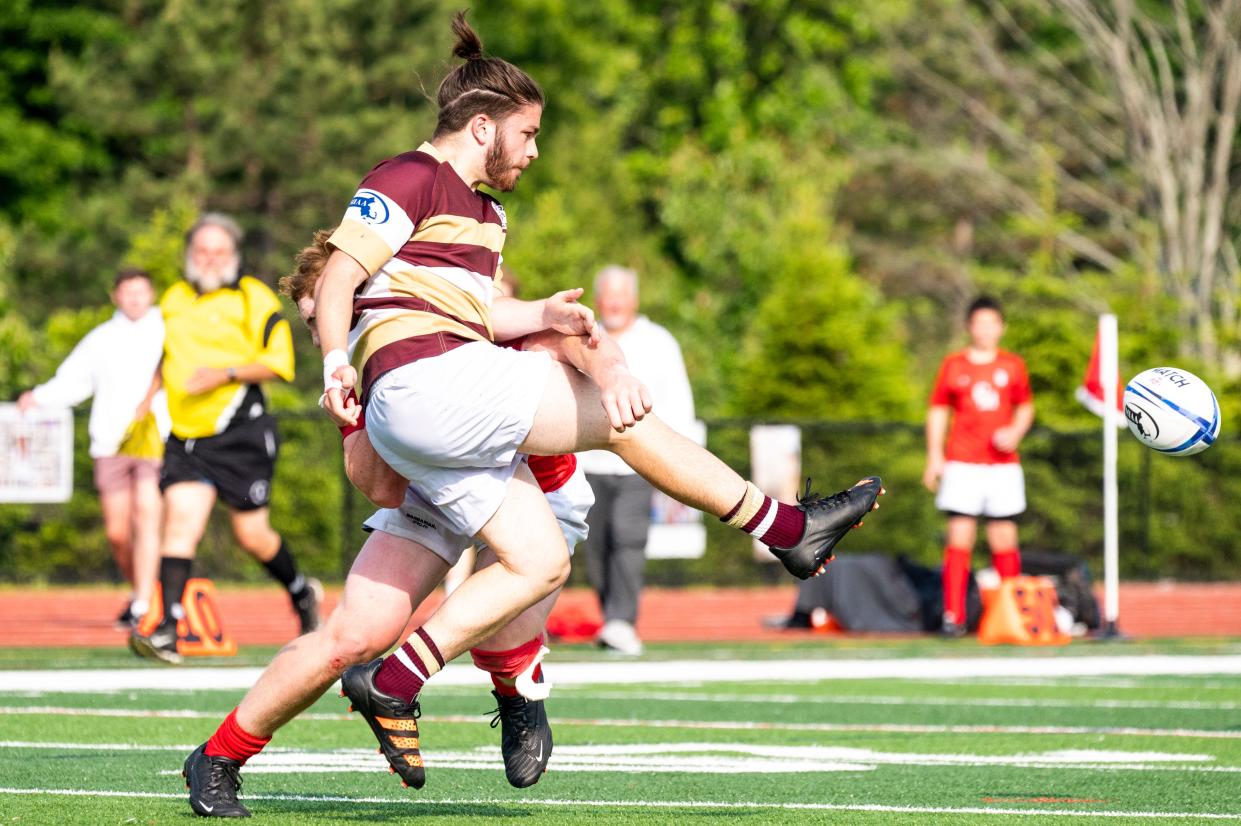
[93,455,161,496]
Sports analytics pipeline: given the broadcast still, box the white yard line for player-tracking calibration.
[562,690,1241,711]
[3,708,1241,739]
[0,786,1239,820]
[4,655,1241,693]
[5,740,1237,775]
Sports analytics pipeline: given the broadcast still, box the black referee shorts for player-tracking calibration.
[160,414,280,511]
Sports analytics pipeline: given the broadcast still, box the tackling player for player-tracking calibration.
[181,232,610,817]
[923,296,1035,636]
[315,11,883,791]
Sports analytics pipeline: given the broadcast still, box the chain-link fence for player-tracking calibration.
[2,411,1237,586]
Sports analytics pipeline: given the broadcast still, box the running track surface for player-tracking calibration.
[1,583,1238,648]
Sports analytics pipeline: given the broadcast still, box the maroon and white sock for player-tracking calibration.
[721,482,806,548]
[374,627,444,704]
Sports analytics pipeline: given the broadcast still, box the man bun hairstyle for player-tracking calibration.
[433,10,544,138]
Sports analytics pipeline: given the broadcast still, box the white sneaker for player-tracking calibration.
[597,619,644,656]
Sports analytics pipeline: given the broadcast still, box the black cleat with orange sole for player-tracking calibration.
[340,658,426,788]
[768,476,885,579]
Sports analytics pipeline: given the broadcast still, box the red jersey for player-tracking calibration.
[929,349,1032,465]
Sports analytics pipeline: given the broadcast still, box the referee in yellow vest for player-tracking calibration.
[130,213,321,663]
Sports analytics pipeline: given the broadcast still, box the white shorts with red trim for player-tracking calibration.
[362,464,593,567]
[935,461,1026,519]
[364,341,553,536]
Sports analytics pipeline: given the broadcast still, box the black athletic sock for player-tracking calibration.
[262,540,307,598]
[158,557,192,626]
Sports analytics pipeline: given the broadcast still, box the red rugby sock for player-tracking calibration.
[942,546,972,626]
[992,548,1021,579]
[470,636,545,698]
[204,708,270,766]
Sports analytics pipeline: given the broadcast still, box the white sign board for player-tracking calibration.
[0,404,74,503]
[749,424,802,561]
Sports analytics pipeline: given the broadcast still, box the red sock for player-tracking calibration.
[942,546,972,625]
[204,708,270,766]
[722,483,806,548]
[992,548,1021,579]
[375,627,444,703]
[470,636,545,698]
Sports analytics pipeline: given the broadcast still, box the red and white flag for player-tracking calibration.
[1075,329,1124,419]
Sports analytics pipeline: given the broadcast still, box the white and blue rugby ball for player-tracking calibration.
[1123,367,1221,456]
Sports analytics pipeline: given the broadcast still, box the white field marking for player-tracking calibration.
[5,739,1235,776]
[5,654,1241,693]
[4,708,1241,740]
[560,690,1241,711]
[164,743,1237,777]
[1,787,1240,820]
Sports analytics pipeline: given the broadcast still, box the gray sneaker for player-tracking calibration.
[129,618,183,664]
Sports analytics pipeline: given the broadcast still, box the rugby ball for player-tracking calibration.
[1123,367,1221,456]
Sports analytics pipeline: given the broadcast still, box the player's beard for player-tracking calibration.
[185,254,241,293]
[484,132,522,192]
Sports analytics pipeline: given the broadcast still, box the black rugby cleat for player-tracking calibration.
[490,689,552,788]
[183,743,250,818]
[340,658,426,789]
[768,476,884,579]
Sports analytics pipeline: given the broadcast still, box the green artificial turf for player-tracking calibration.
[1,640,1239,824]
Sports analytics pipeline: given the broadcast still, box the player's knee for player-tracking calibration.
[325,623,393,673]
[236,524,278,556]
[104,526,130,549]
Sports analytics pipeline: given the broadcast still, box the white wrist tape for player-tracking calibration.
[322,349,348,392]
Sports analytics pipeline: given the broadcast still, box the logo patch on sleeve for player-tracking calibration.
[349,190,392,225]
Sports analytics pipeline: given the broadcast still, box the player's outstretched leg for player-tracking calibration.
[520,362,885,578]
[765,477,885,578]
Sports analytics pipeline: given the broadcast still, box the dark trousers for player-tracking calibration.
[583,473,653,624]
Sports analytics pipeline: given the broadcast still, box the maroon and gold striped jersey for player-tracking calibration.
[329,142,508,400]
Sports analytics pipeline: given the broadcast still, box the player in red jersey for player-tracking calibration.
[923,296,1035,636]
[182,231,606,817]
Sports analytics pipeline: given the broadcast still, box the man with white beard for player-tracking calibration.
[129,213,321,663]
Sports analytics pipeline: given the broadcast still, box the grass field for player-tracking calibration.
[2,639,1240,824]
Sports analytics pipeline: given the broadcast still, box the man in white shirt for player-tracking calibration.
[18,268,168,627]
[578,265,696,655]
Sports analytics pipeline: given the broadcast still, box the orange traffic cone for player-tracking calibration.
[135,578,237,657]
[978,575,1070,646]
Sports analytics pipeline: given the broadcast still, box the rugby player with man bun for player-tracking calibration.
[182,11,885,816]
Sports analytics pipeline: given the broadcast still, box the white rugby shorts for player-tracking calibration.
[365,341,553,535]
[935,461,1026,519]
[363,463,594,566]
